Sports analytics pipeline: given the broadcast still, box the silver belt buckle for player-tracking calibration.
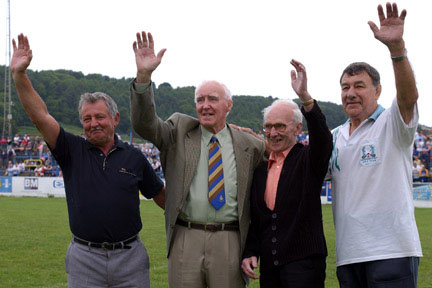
[101,242,110,249]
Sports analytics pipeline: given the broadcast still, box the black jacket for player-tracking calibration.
[243,102,332,271]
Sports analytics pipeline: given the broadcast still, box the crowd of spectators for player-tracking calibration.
[1,134,61,177]
[2,128,430,184]
[138,143,163,178]
[413,129,432,183]
[0,133,164,179]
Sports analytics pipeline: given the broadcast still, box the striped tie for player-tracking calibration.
[208,136,225,210]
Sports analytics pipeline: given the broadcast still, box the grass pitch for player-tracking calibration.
[0,197,430,288]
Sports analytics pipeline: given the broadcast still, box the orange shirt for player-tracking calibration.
[265,148,291,210]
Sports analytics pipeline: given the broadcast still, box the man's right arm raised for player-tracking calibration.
[130,31,168,147]
[133,31,166,84]
[11,34,60,149]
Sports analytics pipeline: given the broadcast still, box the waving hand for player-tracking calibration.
[11,34,33,74]
[133,31,167,83]
[368,3,406,55]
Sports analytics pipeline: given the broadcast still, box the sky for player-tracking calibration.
[1,0,431,126]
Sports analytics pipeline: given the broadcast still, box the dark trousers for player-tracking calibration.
[337,257,419,288]
[260,254,326,288]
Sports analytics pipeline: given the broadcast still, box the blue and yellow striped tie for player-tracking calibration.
[208,136,225,210]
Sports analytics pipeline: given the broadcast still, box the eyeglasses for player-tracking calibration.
[263,123,288,133]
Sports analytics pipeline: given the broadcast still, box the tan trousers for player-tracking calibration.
[168,225,245,288]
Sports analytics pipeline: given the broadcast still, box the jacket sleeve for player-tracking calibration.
[242,175,260,260]
[302,101,333,179]
[129,81,174,151]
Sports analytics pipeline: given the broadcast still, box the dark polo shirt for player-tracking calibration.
[49,127,163,243]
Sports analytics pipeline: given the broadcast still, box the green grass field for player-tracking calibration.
[0,197,430,288]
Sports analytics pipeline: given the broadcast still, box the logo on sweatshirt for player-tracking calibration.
[360,144,378,166]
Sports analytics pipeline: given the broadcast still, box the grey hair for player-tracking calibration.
[262,99,303,124]
[194,80,232,103]
[78,92,118,123]
[340,62,380,87]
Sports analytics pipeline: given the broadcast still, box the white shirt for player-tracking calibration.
[329,98,423,266]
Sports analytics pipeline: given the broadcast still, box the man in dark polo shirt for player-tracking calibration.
[11,33,165,288]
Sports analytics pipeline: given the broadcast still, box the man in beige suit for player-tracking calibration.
[129,31,266,288]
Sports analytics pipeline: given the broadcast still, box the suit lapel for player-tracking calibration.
[184,127,201,197]
[230,127,251,220]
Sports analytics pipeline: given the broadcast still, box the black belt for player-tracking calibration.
[176,218,239,232]
[73,235,138,250]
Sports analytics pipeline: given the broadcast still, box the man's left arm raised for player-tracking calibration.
[368,2,417,124]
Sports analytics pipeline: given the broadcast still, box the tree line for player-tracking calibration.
[0,66,348,136]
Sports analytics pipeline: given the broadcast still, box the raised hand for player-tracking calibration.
[368,3,406,54]
[133,31,166,83]
[11,34,33,74]
[290,59,311,101]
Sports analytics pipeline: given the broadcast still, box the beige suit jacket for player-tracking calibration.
[130,83,265,260]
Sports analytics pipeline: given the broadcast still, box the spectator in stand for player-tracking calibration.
[151,158,162,175]
[44,159,53,176]
[7,146,15,164]
[25,137,32,157]
[415,130,425,156]
[428,136,432,163]
[6,136,12,149]
[412,142,419,161]
[1,148,7,169]
[0,136,6,147]
[13,134,21,147]
[12,162,20,176]
[37,140,44,158]
[17,160,25,175]
[151,146,159,157]
[297,131,305,143]
[55,165,63,177]
[32,136,40,157]
[5,161,14,176]
[419,162,429,183]
[412,161,421,182]
[35,162,45,177]
[421,140,430,170]
[14,136,24,155]
[44,156,52,167]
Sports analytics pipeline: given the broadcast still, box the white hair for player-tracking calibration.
[262,99,303,124]
[194,80,232,103]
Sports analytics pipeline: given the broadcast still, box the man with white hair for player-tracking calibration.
[130,31,266,287]
[241,60,332,288]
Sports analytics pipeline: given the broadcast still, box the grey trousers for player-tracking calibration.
[66,236,150,288]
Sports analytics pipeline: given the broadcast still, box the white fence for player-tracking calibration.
[1,177,431,208]
[319,181,432,208]
[0,176,65,197]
